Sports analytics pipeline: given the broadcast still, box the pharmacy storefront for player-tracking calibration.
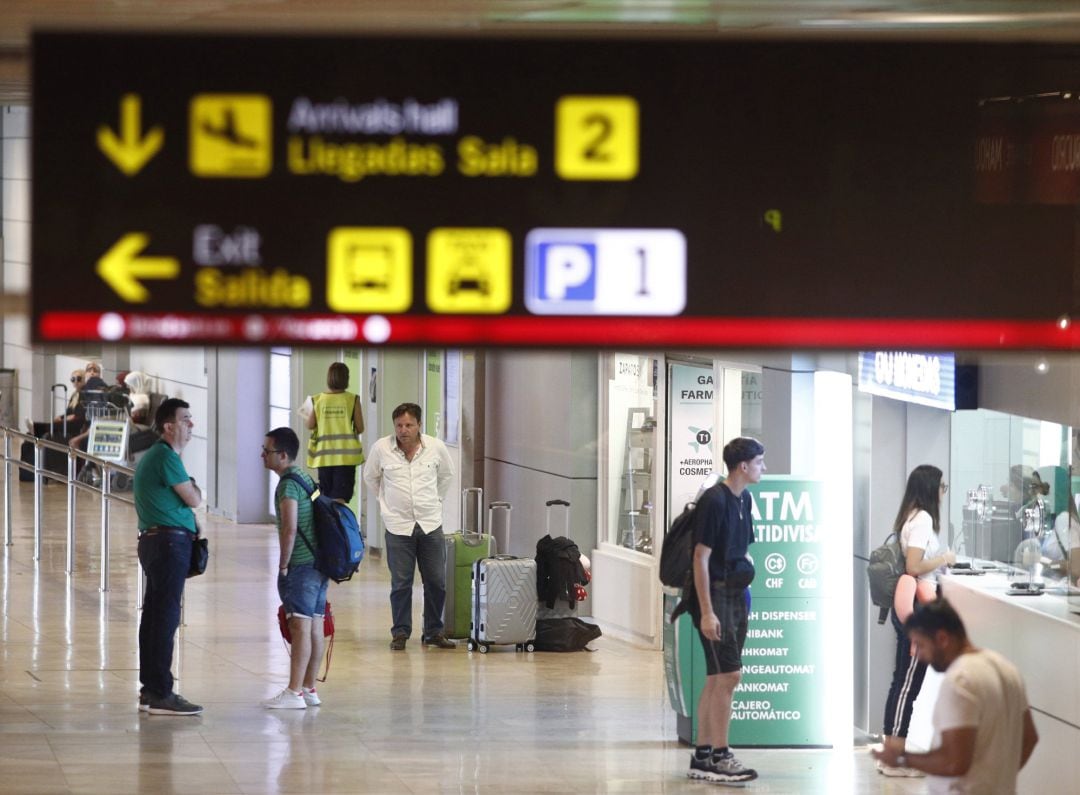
[589,352,857,749]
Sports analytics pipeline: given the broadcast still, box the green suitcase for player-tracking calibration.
[444,488,498,638]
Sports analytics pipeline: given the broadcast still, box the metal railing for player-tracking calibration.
[1,425,135,592]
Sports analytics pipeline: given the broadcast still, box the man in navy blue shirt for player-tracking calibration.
[687,437,765,784]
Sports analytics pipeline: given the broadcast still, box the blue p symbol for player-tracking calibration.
[538,243,596,300]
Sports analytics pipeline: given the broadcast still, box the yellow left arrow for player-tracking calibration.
[96,94,164,176]
[96,233,180,303]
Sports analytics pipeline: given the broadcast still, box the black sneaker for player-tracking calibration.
[710,750,757,783]
[146,692,203,716]
[422,633,456,649]
[390,635,407,651]
[688,750,718,782]
[138,691,151,712]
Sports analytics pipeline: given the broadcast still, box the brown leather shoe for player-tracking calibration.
[422,633,456,649]
[389,635,407,651]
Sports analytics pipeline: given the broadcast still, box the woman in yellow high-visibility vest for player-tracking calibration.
[305,362,365,502]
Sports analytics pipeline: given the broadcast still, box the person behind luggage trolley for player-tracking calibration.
[362,402,456,651]
[26,368,84,438]
[81,360,108,393]
[133,398,203,715]
[61,368,87,431]
[687,437,764,784]
[306,362,365,502]
[67,362,113,453]
[261,426,329,709]
[877,464,955,778]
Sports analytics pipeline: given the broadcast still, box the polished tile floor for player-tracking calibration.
[0,478,923,794]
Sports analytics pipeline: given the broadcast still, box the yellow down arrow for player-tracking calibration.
[96,233,180,303]
[97,94,164,176]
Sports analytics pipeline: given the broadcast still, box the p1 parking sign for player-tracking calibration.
[524,228,686,316]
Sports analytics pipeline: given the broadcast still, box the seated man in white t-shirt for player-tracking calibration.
[872,599,1038,794]
[1044,502,1080,586]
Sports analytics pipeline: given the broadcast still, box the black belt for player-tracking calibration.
[140,527,190,536]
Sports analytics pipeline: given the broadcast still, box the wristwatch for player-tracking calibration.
[896,754,909,768]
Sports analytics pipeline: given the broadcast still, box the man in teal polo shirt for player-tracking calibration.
[134,398,203,716]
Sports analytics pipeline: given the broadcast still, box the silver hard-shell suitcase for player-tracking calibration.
[467,555,537,653]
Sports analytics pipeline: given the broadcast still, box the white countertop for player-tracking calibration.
[943,564,1080,631]
[940,563,1080,793]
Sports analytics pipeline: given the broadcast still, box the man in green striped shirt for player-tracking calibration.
[261,426,329,709]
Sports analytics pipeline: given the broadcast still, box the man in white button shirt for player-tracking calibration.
[363,402,456,650]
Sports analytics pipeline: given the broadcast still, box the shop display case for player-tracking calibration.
[619,408,655,552]
[950,409,1076,588]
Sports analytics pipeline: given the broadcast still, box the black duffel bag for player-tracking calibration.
[534,617,602,652]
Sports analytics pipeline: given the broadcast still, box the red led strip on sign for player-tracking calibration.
[37,311,1077,349]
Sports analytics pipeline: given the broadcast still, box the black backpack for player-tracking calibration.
[659,485,725,590]
[535,535,588,610]
[659,501,700,589]
[867,532,905,624]
[283,473,365,583]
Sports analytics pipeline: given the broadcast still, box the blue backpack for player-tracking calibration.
[283,473,365,583]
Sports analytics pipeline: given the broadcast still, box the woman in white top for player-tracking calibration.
[879,464,955,778]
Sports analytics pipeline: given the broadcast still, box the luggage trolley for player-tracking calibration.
[78,400,131,489]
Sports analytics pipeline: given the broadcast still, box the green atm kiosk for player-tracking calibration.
[663,478,833,747]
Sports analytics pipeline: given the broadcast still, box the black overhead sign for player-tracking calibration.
[30,32,1080,348]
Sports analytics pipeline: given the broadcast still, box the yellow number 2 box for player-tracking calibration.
[555,95,639,181]
[426,228,512,314]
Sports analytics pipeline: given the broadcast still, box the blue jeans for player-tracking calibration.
[278,563,329,618]
[138,530,193,698]
[385,524,446,639]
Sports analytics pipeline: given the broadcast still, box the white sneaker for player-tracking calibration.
[301,687,321,707]
[263,688,306,709]
[876,759,924,777]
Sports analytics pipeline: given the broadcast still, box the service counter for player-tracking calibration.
[941,570,1080,794]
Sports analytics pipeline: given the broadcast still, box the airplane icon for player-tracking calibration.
[200,108,259,148]
[189,94,272,177]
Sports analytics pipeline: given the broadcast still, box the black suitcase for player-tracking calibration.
[41,433,69,476]
[42,383,70,476]
[19,440,34,482]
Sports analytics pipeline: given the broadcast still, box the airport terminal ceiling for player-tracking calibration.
[11,1,1080,104]
[10,1,1080,104]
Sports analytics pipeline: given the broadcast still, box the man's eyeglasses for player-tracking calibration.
[260,447,283,456]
